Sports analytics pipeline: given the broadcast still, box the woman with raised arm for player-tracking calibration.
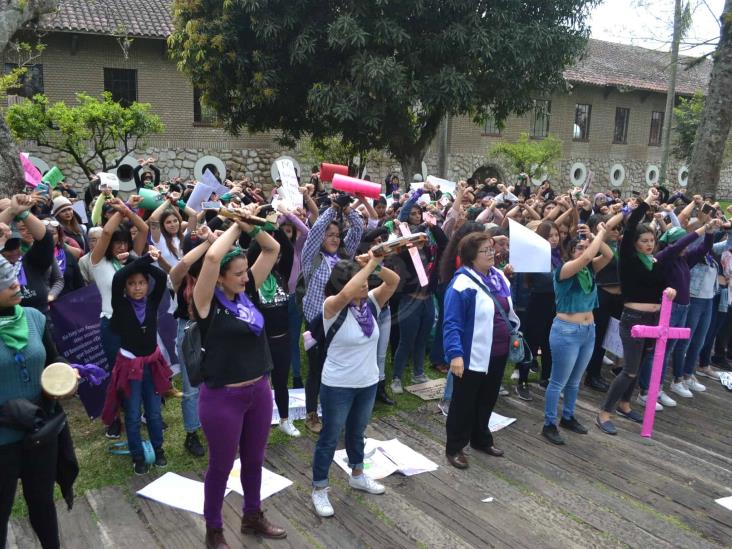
[597,188,677,435]
[542,223,613,445]
[192,207,286,547]
[146,192,198,273]
[310,249,399,518]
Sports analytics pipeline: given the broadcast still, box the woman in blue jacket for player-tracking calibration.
[443,232,519,469]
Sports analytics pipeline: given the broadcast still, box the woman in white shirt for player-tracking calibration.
[311,250,399,518]
[147,193,197,272]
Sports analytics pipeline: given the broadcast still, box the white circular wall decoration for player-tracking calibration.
[645,165,660,186]
[609,164,625,187]
[569,162,587,186]
[270,155,301,182]
[678,165,689,187]
[530,164,548,186]
[115,155,139,192]
[195,155,227,182]
[28,156,49,175]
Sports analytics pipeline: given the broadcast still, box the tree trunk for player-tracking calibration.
[398,151,425,193]
[688,0,732,196]
[0,0,60,195]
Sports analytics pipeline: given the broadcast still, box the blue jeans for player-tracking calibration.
[429,284,447,367]
[312,383,377,487]
[376,307,391,381]
[639,301,687,391]
[545,319,595,426]
[393,295,435,380]
[123,364,164,460]
[443,371,454,401]
[100,316,121,370]
[700,293,727,367]
[288,294,302,379]
[676,297,713,379]
[176,319,200,433]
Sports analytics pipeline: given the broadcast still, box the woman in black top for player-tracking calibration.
[101,250,171,474]
[192,207,286,546]
[597,188,677,435]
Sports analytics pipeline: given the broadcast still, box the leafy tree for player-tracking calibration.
[673,91,706,161]
[0,0,59,195]
[6,92,165,178]
[491,133,563,182]
[688,0,732,195]
[169,0,598,178]
[299,135,375,176]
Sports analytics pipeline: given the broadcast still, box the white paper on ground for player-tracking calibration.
[271,388,321,424]
[508,218,551,273]
[71,200,88,224]
[137,472,227,515]
[426,175,456,195]
[227,459,293,500]
[716,496,732,511]
[488,412,516,433]
[602,317,624,358]
[482,497,494,503]
[334,438,438,479]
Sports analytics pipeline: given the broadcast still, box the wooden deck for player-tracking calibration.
[9,379,732,548]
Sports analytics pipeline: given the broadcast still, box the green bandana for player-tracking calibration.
[221,246,243,269]
[111,258,123,272]
[576,267,594,294]
[20,241,31,256]
[259,273,279,302]
[0,305,29,353]
[637,252,655,271]
[659,227,686,245]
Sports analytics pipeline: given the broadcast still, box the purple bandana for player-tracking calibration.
[323,252,339,269]
[478,268,511,298]
[14,260,26,287]
[55,247,66,274]
[551,247,563,269]
[214,287,264,336]
[349,299,374,338]
[125,296,147,325]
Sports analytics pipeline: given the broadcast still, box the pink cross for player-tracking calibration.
[630,293,690,437]
[399,223,428,287]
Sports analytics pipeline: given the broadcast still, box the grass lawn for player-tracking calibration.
[14,328,537,517]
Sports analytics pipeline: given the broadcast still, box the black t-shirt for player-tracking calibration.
[20,232,54,314]
[252,271,289,338]
[195,270,273,387]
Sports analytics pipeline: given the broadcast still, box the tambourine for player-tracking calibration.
[371,233,428,257]
[41,362,78,400]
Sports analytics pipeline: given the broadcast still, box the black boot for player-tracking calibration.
[376,380,395,405]
[185,431,205,457]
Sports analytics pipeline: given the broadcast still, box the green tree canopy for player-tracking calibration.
[491,133,563,182]
[674,90,732,163]
[169,0,598,178]
[6,92,164,178]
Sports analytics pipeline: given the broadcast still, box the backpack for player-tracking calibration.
[181,320,205,387]
[308,300,379,358]
[295,252,324,314]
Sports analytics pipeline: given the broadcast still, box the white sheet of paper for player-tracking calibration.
[186,181,215,212]
[201,169,230,197]
[275,159,303,209]
[602,317,624,358]
[716,496,732,511]
[334,438,438,479]
[508,219,551,273]
[71,200,88,224]
[482,497,495,503]
[488,412,516,433]
[333,440,400,480]
[409,182,424,191]
[137,472,226,515]
[226,459,293,500]
[98,172,119,191]
[270,388,320,424]
[426,175,456,195]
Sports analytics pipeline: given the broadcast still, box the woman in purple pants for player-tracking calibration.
[192,209,285,548]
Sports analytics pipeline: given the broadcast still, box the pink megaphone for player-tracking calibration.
[319,163,349,183]
[332,173,382,199]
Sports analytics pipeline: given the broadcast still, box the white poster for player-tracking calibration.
[426,175,457,195]
[602,317,624,358]
[508,219,551,273]
[137,472,228,515]
[275,158,303,209]
[186,181,215,212]
[71,200,88,224]
[333,438,438,479]
[227,459,293,500]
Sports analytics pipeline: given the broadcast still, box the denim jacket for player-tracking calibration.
[689,260,718,299]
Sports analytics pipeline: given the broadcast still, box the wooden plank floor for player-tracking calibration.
[9,378,732,548]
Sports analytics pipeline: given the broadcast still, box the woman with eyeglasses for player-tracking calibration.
[300,195,365,433]
[443,233,517,469]
[541,223,614,445]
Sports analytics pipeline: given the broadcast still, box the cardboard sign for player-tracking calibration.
[98,172,120,192]
[42,166,64,188]
[405,378,445,400]
[20,153,41,188]
[426,175,456,195]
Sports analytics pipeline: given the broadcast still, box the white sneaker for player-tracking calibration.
[349,474,385,494]
[510,369,519,381]
[658,391,677,407]
[695,366,721,380]
[390,378,403,394]
[685,375,706,392]
[279,418,301,437]
[499,385,509,396]
[603,355,614,365]
[437,399,450,417]
[312,488,334,517]
[636,393,663,411]
[670,380,693,398]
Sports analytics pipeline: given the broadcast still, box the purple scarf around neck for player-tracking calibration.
[125,295,147,324]
[551,247,563,269]
[322,251,339,269]
[214,287,264,336]
[477,267,511,298]
[349,298,374,338]
[55,246,66,274]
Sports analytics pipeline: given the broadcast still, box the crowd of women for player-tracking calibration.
[2,160,731,549]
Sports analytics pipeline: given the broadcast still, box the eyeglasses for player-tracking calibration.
[477,248,495,256]
[42,219,60,228]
